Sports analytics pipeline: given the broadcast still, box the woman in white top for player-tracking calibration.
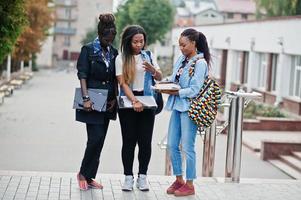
[116,25,162,191]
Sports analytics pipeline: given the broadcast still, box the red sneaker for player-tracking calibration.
[87,179,103,189]
[174,183,195,196]
[77,173,88,191]
[166,180,185,194]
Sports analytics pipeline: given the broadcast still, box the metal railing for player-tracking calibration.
[224,89,261,182]
[158,89,261,183]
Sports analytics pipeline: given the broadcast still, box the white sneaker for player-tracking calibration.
[136,174,149,191]
[122,175,134,191]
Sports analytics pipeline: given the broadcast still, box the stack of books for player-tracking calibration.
[152,81,181,91]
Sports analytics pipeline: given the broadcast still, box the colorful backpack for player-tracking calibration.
[188,59,222,130]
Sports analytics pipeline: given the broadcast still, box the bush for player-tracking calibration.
[244,101,286,119]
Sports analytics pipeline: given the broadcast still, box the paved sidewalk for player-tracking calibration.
[0,171,300,200]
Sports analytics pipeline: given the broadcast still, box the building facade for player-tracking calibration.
[171,16,301,115]
[53,0,113,61]
[215,0,256,22]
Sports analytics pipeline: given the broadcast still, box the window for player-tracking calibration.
[227,13,234,19]
[257,53,268,89]
[290,56,301,98]
[241,14,248,20]
[64,36,70,46]
[65,8,71,18]
[271,54,278,91]
[295,67,301,98]
[241,52,249,84]
[232,51,240,82]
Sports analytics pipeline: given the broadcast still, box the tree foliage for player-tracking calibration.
[13,0,53,61]
[115,0,134,38]
[255,0,301,17]
[116,0,174,45]
[0,0,28,64]
[81,26,98,45]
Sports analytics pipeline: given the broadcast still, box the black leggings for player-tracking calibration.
[118,108,155,176]
[80,119,109,179]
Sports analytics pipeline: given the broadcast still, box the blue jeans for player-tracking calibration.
[167,110,197,180]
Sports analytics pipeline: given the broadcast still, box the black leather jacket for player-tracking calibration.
[76,43,119,123]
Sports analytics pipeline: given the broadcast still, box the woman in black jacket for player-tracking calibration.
[75,13,118,190]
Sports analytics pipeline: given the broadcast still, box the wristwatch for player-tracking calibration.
[82,95,90,102]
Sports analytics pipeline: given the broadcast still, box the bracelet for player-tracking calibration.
[82,95,90,102]
[151,69,157,77]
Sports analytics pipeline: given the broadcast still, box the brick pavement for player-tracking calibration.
[0,171,300,200]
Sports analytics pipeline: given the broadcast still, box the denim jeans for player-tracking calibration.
[167,110,197,180]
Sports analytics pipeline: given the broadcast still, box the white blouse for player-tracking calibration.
[115,52,160,91]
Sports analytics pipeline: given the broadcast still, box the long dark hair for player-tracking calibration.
[120,25,147,84]
[98,13,116,37]
[181,28,211,65]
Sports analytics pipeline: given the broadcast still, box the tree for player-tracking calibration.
[81,0,174,46]
[115,0,135,37]
[255,0,301,17]
[116,0,174,45]
[0,0,27,64]
[13,0,53,62]
[81,26,98,45]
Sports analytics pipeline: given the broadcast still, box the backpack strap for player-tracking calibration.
[188,57,202,77]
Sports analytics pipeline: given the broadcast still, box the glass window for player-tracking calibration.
[295,68,301,98]
[257,53,268,89]
[290,56,301,98]
[242,14,248,19]
[242,52,249,84]
[232,51,240,82]
[64,36,70,46]
[227,13,234,19]
[65,8,71,18]
[271,54,278,91]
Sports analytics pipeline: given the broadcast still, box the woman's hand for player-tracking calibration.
[160,90,179,95]
[133,101,143,112]
[83,100,93,112]
[143,61,156,75]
